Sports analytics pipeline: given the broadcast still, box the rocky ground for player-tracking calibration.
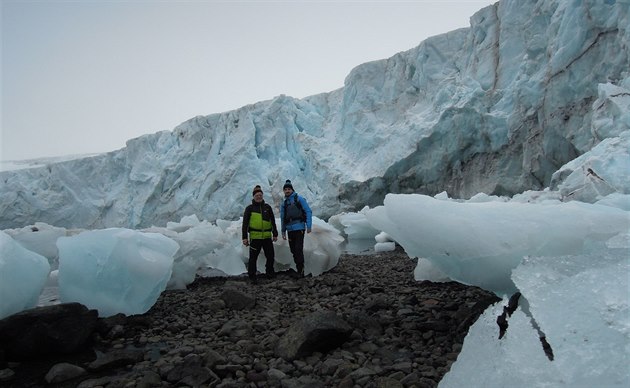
[2,249,500,387]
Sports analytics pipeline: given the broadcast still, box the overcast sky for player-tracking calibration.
[2,0,494,161]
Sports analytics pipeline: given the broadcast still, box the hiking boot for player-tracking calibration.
[250,276,258,285]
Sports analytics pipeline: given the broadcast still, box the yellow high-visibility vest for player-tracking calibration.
[248,211,273,239]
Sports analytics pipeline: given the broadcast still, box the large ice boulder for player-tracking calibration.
[57,228,179,317]
[144,215,231,289]
[366,194,629,295]
[440,248,629,388]
[0,231,51,319]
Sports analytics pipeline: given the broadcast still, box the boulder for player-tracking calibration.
[275,310,353,361]
[45,363,87,384]
[87,348,144,371]
[220,289,256,310]
[0,303,98,360]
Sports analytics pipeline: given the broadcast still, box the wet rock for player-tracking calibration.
[0,303,97,360]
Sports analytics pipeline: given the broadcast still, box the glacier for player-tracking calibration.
[0,0,629,385]
[1,0,628,230]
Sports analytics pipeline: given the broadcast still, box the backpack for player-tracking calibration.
[284,195,306,223]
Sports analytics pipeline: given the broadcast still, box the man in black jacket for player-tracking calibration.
[242,185,278,284]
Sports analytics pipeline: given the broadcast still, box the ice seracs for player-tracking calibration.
[1,1,628,229]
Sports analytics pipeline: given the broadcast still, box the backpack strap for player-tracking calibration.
[294,195,303,212]
[293,195,306,222]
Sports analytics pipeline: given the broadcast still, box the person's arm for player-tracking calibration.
[242,206,251,245]
[280,200,286,238]
[268,204,279,241]
[301,197,313,233]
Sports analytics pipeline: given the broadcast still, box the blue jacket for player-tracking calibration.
[280,192,312,233]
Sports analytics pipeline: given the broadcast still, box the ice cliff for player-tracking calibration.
[1,0,628,229]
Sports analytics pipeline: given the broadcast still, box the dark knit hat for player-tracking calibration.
[252,185,263,196]
[283,180,294,190]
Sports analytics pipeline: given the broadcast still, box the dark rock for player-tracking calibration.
[541,335,555,361]
[167,364,218,386]
[204,348,227,368]
[87,348,144,371]
[0,303,98,360]
[0,368,15,381]
[281,284,302,293]
[331,284,352,295]
[399,371,422,386]
[246,369,267,382]
[497,292,521,339]
[76,375,114,388]
[417,320,450,332]
[137,371,163,388]
[344,311,383,337]
[376,376,404,388]
[95,313,127,336]
[217,318,252,338]
[275,310,353,361]
[44,362,87,383]
[365,295,390,312]
[213,364,245,378]
[219,289,256,310]
[96,313,153,337]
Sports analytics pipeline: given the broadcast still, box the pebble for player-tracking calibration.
[4,250,499,387]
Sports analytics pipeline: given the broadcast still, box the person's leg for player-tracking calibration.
[248,239,263,282]
[261,238,275,276]
[288,231,296,256]
[289,230,305,277]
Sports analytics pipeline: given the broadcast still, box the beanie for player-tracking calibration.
[283,180,294,190]
[252,185,263,196]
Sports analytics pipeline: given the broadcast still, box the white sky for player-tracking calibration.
[1,0,494,161]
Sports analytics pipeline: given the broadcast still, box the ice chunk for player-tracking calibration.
[441,248,630,388]
[3,222,67,262]
[266,217,343,276]
[0,231,50,319]
[144,217,229,289]
[374,242,395,252]
[328,207,380,240]
[512,250,630,387]
[366,194,629,295]
[57,228,179,317]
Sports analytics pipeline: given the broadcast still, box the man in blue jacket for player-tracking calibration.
[280,179,312,278]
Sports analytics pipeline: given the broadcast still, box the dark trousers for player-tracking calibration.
[248,238,275,279]
[287,230,305,274]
